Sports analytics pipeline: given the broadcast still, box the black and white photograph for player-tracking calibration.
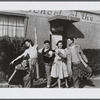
[0,1,100,99]
[0,9,99,89]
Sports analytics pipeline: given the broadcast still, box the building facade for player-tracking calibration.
[0,10,100,49]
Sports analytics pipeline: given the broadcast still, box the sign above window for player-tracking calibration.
[15,10,100,24]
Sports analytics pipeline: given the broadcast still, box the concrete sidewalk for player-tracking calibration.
[84,76,100,88]
[1,76,100,88]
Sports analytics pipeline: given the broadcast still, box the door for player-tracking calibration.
[48,15,84,49]
[51,34,62,50]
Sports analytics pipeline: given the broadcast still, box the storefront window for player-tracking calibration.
[0,15,25,37]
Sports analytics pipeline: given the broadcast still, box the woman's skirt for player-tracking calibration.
[51,60,68,79]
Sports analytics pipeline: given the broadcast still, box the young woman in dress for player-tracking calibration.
[51,40,69,88]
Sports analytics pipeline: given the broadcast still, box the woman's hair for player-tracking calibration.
[23,39,34,46]
[56,40,63,46]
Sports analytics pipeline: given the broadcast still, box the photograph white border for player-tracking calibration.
[0,1,100,99]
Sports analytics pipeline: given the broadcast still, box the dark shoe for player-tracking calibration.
[84,78,95,87]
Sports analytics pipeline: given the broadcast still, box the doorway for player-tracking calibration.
[48,15,84,49]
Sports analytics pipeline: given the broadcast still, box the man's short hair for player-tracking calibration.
[67,37,74,43]
[44,40,50,44]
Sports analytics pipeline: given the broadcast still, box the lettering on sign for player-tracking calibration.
[19,10,100,24]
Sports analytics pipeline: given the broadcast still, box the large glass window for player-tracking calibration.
[0,15,25,37]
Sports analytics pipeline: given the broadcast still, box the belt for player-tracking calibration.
[72,61,80,65]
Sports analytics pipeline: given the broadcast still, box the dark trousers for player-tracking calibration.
[72,62,92,88]
[23,73,31,88]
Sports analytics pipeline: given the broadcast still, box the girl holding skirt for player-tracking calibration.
[51,41,69,88]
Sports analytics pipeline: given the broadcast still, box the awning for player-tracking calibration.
[0,11,28,18]
[48,15,80,27]
[48,15,84,38]
[67,23,84,38]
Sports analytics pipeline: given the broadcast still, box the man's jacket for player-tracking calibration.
[58,45,88,76]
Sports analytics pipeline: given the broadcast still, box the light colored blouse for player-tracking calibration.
[23,44,38,59]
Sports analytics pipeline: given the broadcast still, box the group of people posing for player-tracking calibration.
[9,37,92,88]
